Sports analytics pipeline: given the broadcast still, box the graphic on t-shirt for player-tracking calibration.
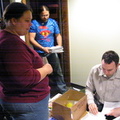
[40,30,51,37]
[39,26,48,29]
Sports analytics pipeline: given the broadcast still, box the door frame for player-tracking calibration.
[60,0,70,86]
[22,0,70,86]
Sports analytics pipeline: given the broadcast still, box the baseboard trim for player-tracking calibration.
[70,83,85,90]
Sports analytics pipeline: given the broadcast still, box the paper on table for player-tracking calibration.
[81,102,120,120]
[49,93,62,103]
[102,102,120,120]
[114,116,120,120]
[81,112,106,120]
[102,102,120,114]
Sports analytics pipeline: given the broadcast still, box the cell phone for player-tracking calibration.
[105,115,116,120]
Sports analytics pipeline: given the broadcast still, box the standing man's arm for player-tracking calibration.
[29,32,43,50]
[29,32,50,53]
[55,33,62,46]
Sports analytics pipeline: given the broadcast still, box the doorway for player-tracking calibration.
[22,0,70,86]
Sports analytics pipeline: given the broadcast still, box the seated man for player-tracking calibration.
[85,50,120,119]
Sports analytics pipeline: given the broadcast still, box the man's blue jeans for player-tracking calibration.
[46,53,67,94]
[2,94,50,120]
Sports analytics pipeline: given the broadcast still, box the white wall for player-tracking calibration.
[68,0,120,86]
[10,0,21,2]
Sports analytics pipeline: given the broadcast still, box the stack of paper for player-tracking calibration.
[81,102,120,120]
[102,102,120,120]
[49,46,64,53]
[81,112,106,120]
[114,117,120,120]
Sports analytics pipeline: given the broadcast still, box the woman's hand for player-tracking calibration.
[37,63,53,81]
[42,63,53,75]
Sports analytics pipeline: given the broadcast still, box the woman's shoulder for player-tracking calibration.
[1,31,23,44]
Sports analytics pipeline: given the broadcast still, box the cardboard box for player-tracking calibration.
[52,89,87,120]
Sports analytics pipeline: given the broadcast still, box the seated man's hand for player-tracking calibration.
[88,103,98,115]
[106,107,120,117]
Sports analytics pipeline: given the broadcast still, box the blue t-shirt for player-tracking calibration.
[29,18,60,53]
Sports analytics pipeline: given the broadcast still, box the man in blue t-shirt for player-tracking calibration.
[29,5,67,95]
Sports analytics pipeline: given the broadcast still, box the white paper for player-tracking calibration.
[81,101,120,120]
[102,102,120,120]
[49,93,62,103]
[81,112,106,120]
[102,102,120,115]
[114,116,120,120]
[49,46,64,53]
